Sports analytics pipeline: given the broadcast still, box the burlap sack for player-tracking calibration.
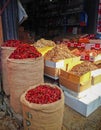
[7,56,44,114]
[20,83,64,130]
[1,47,15,95]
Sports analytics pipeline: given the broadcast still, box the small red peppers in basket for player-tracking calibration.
[25,85,61,104]
[9,44,42,59]
[2,40,23,47]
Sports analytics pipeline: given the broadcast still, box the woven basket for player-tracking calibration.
[7,56,44,114]
[20,83,64,130]
[1,47,15,95]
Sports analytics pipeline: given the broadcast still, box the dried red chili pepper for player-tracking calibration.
[25,85,61,104]
[2,40,23,47]
[9,44,42,59]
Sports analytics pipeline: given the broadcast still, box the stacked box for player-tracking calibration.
[60,69,91,85]
[91,69,101,85]
[44,66,59,80]
[44,58,72,79]
[91,83,101,106]
[59,69,91,98]
[64,82,101,117]
[64,91,100,117]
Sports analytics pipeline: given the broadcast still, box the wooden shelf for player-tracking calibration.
[36,0,85,38]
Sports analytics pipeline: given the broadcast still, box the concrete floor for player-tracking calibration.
[0,76,101,130]
[45,76,101,130]
[63,105,101,130]
[0,105,101,130]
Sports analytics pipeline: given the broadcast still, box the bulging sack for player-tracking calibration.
[20,83,64,130]
[1,47,15,95]
[7,56,44,114]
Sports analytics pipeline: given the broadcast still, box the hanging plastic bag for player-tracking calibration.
[18,0,28,24]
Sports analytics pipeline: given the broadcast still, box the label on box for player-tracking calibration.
[91,44,95,49]
[71,43,74,47]
[81,43,86,48]
[90,56,95,61]
[85,55,90,61]
[77,43,81,47]
[86,43,101,50]
[85,44,92,50]
[94,43,101,49]
[81,55,90,61]
[81,54,101,62]
[80,55,85,60]
[74,43,78,47]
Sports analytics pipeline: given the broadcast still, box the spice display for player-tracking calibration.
[71,48,82,56]
[44,44,75,61]
[71,48,101,56]
[2,40,23,47]
[79,37,90,43]
[25,84,61,104]
[9,44,42,59]
[34,38,56,48]
[81,49,101,56]
[70,61,98,76]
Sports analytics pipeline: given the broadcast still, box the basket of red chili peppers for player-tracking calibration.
[7,43,44,114]
[20,83,64,130]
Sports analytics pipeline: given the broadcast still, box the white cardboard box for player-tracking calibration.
[45,58,73,70]
[91,69,101,85]
[91,83,101,106]
[64,91,100,117]
[45,60,64,68]
[91,69,101,77]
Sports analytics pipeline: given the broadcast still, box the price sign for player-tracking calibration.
[95,43,100,49]
[85,55,90,61]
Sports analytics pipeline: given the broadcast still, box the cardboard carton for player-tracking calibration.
[60,69,91,85]
[59,75,91,93]
[91,69,101,85]
[44,66,59,79]
[64,91,100,117]
[45,58,72,70]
